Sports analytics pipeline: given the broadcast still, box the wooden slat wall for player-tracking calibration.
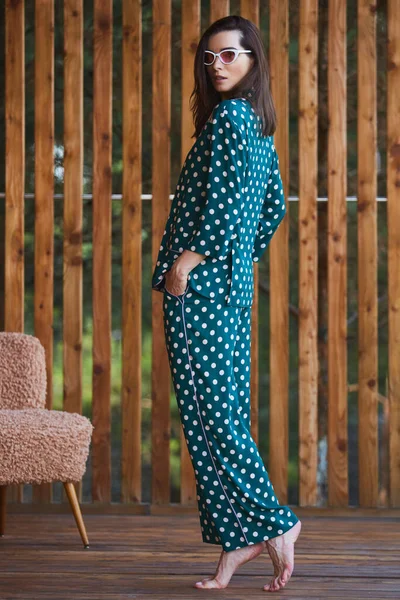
[179,0,201,505]
[151,0,171,505]
[5,0,25,504]
[298,0,319,506]
[121,0,142,503]
[357,0,378,507]
[2,0,399,510]
[241,0,258,24]
[92,0,112,503]
[241,0,260,449]
[268,0,290,504]
[328,0,348,506]
[63,0,84,503]
[210,0,229,24]
[32,0,55,505]
[387,0,400,507]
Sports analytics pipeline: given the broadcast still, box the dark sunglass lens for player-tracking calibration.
[220,50,236,63]
[204,52,214,65]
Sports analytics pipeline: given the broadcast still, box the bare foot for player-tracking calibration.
[263,520,302,592]
[194,541,265,589]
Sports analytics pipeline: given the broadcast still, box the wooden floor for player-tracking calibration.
[0,511,399,599]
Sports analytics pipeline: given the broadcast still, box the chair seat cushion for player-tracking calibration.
[0,408,93,485]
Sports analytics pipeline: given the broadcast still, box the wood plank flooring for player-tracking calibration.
[0,512,399,599]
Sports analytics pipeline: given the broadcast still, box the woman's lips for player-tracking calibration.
[214,77,227,82]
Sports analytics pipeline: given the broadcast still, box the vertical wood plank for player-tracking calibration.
[151,0,171,504]
[179,0,200,505]
[268,0,290,504]
[92,0,112,503]
[210,0,229,24]
[5,0,25,505]
[0,208,3,332]
[121,0,142,503]
[328,0,348,506]
[240,0,260,446]
[241,0,258,26]
[32,0,54,504]
[357,0,378,507]
[298,0,319,506]
[63,0,84,502]
[387,0,400,508]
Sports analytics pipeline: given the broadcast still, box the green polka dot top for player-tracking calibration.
[151,97,286,307]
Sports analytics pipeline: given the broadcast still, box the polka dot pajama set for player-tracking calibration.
[151,98,299,551]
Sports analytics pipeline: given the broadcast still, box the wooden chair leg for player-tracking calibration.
[63,482,90,548]
[0,486,7,536]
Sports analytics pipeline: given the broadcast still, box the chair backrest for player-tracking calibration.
[0,332,47,409]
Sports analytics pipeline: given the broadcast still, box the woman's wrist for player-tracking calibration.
[173,250,206,275]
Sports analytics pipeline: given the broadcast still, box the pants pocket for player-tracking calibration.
[163,278,190,299]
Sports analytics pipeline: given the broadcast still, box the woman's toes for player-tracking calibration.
[281,566,292,585]
[263,582,275,591]
[194,577,212,587]
[263,576,280,591]
[194,578,224,589]
[263,579,273,591]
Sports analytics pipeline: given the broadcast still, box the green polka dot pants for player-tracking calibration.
[163,284,299,552]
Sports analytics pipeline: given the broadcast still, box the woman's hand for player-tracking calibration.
[164,264,189,296]
[164,250,206,296]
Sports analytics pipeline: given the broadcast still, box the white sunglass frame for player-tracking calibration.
[204,48,252,66]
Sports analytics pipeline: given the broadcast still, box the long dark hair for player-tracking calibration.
[189,15,277,139]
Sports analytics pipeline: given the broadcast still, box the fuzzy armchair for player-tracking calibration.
[0,332,93,547]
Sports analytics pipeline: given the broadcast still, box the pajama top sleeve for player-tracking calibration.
[252,145,286,263]
[179,105,248,260]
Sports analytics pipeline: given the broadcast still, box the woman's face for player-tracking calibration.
[205,30,254,99]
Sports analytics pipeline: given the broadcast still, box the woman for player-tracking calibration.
[151,15,301,592]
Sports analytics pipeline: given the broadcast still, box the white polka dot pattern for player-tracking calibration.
[252,146,285,262]
[162,285,300,552]
[151,98,287,307]
[181,106,248,260]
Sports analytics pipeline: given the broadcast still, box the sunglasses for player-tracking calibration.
[204,48,252,66]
